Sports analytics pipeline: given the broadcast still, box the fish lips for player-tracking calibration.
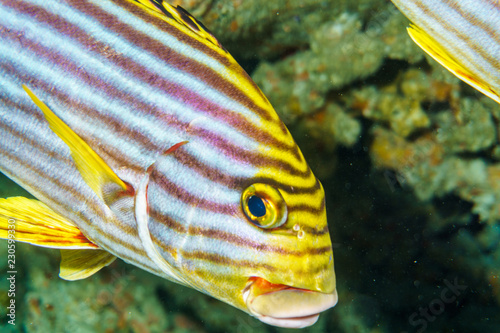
[243,277,338,328]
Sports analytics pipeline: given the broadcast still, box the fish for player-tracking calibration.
[391,0,500,104]
[0,0,337,328]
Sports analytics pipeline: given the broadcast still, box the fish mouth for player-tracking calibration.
[242,277,338,328]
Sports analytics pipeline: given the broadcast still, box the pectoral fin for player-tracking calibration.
[60,249,116,281]
[407,24,500,104]
[0,197,98,249]
[22,85,132,204]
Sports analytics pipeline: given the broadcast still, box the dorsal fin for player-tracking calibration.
[133,0,226,52]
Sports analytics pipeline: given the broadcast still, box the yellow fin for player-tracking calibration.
[22,85,129,202]
[133,0,226,52]
[0,197,98,249]
[59,249,116,281]
[407,24,500,104]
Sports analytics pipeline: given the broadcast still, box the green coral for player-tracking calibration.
[252,12,387,119]
[434,98,496,153]
[177,0,388,60]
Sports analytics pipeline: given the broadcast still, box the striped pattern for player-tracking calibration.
[392,0,500,103]
[0,0,335,313]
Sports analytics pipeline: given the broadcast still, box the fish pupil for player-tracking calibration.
[248,195,266,217]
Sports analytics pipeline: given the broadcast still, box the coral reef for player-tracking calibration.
[174,0,389,61]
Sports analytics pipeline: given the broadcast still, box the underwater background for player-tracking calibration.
[1,0,499,332]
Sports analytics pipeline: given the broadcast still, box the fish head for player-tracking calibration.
[236,163,337,328]
[157,120,337,328]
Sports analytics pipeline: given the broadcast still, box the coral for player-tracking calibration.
[351,83,431,138]
[24,263,169,333]
[434,98,496,153]
[370,93,499,223]
[175,0,388,60]
[252,12,387,120]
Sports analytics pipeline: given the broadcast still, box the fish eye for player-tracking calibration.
[241,183,288,229]
[248,195,266,217]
